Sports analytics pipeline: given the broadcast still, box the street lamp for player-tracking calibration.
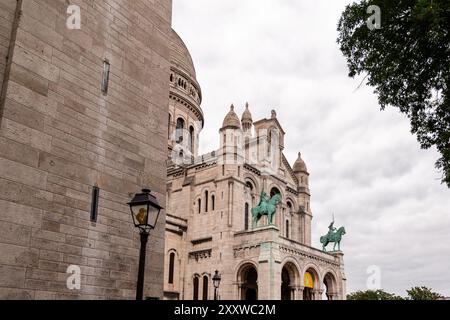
[212,270,222,300]
[128,188,163,300]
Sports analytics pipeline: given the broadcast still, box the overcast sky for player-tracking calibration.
[172,0,450,297]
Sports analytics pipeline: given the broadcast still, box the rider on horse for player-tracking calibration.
[327,221,337,238]
[257,191,270,209]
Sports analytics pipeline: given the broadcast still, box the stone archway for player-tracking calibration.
[303,267,320,300]
[237,264,258,301]
[323,272,338,300]
[281,262,299,300]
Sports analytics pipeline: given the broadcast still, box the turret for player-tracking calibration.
[293,152,309,188]
[293,151,312,245]
[219,104,243,166]
[241,102,253,136]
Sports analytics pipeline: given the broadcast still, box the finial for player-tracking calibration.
[245,102,249,109]
[298,152,302,158]
[271,110,277,118]
[230,104,234,111]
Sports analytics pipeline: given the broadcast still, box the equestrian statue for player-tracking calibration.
[251,191,281,228]
[320,220,346,252]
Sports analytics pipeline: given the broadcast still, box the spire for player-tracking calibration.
[241,102,253,133]
[271,109,277,119]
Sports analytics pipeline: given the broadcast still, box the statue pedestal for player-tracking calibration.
[253,224,279,232]
[234,225,282,300]
[258,230,282,300]
[330,251,344,264]
[330,251,347,299]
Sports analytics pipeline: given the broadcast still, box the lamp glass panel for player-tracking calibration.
[133,204,148,226]
[147,205,160,228]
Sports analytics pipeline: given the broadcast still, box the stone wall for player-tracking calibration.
[0,0,172,299]
[0,0,17,95]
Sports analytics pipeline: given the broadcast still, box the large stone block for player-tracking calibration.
[0,265,26,287]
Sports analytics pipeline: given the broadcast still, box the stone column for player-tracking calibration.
[236,282,243,300]
[327,292,337,300]
[290,286,297,300]
[315,289,324,300]
[311,289,320,300]
[297,286,304,300]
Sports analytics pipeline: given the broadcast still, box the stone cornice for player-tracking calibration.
[243,163,261,176]
[279,245,340,268]
[286,185,299,196]
[191,237,213,245]
[169,90,204,128]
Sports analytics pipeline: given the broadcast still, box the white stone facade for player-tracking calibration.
[164,31,346,301]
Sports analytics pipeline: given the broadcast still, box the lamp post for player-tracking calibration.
[128,188,163,300]
[212,270,222,300]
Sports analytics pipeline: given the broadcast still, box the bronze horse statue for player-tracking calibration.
[251,193,281,228]
[320,226,346,252]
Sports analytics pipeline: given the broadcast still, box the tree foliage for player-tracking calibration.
[347,289,404,300]
[337,0,450,187]
[406,286,444,300]
[347,287,444,300]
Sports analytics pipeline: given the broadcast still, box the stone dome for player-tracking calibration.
[170,29,196,78]
[222,104,241,129]
[293,152,308,173]
[168,29,203,128]
[241,102,253,123]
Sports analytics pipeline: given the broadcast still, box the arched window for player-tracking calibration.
[168,252,175,284]
[170,74,173,82]
[193,276,199,300]
[205,191,209,212]
[286,220,290,239]
[189,126,195,153]
[176,118,185,143]
[287,201,293,214]
[245,203,249,230]
[202,276,208,300]
[270,187,281,198]
[198,198,201,214]
[178,78,181,86]
[211,195,215,211]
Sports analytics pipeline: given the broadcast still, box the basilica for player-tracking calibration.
[163,30,346,300]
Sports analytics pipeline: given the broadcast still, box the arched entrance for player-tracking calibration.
[323,272,338,300]
[303,268,319,300]
[281,267,291,300]
[238,264,258,300]
[281,262,299,300]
